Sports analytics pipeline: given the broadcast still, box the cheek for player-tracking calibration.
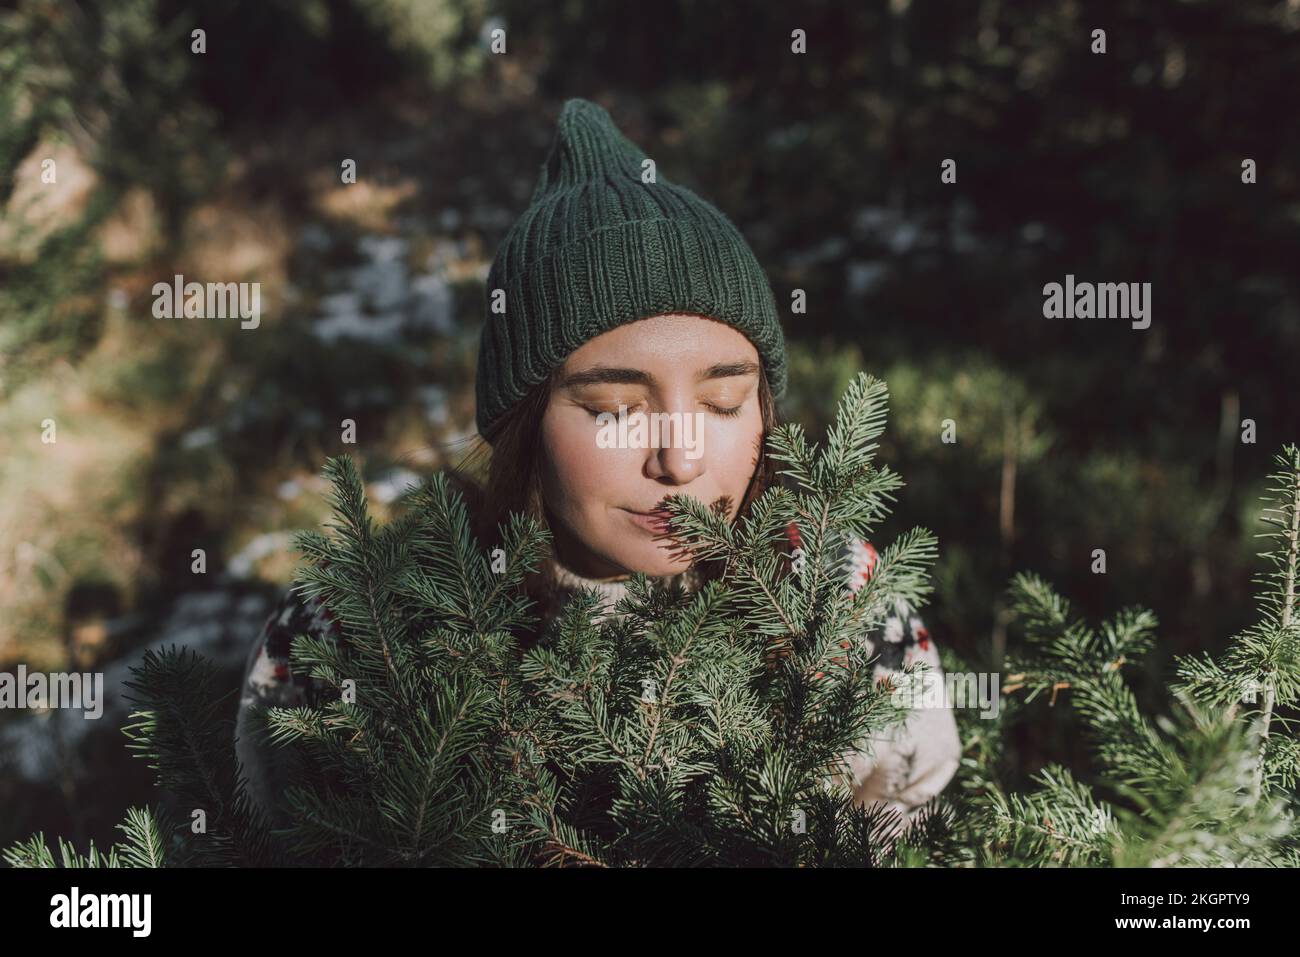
[705,407,764,495]
[541,411,628,510]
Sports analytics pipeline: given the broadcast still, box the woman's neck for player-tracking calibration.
[549,556,634,594]
[547,551,702,616]
[546,515,630,580]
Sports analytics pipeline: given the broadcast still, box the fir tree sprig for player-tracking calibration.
[518,372,942,865]
[2,806,169,869]
[258,456,551,865]
[1172,443,1300,800]
[977,444,1300,865]
[120,645,278,866]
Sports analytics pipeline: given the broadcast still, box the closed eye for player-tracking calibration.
[584,403,743,418]
[584,404,643,418]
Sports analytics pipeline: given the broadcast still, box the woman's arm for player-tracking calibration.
[838,538,963,828]
[234,586,342,825]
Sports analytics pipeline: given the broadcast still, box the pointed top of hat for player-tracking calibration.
[530,98,649,202]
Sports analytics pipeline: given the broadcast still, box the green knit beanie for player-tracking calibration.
[475,97,787,443]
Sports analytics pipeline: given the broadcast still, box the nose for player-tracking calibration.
[643,409,707,484]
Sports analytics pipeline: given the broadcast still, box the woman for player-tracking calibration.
[235,98,960,843]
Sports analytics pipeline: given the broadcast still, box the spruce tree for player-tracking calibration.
[256,455,553,865]
[4,646,276,867]
[956,445,1300,866]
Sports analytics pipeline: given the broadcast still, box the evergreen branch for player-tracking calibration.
[1248,444,1300,799]
[766,421,818,491]
[120,646,275,866]
[2,806,170,869]
[822,373,891,484]
[641,584,726,769]
[114,806,167,869]
[983,764,1116,866]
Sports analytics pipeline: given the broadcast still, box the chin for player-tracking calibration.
[627,545,695,577]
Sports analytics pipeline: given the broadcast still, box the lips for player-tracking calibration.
[623,507,674,535]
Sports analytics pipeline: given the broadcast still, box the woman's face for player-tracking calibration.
[540,313,765,578]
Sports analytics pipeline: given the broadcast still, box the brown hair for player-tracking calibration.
[442,363,783,635]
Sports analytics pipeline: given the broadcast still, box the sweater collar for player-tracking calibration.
[548,556,703,618]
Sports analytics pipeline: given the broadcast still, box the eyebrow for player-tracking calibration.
[557,360,760,390]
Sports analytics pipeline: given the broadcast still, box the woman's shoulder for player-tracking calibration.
[263,585,342,656]
[781,521,936,673]
[781,521,882,590]
[240,585,343,711]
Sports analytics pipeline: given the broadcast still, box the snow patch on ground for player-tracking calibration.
[226,531,298,580]
[369,467,423,505]
[310,234,456,344]
[0,590,271,782]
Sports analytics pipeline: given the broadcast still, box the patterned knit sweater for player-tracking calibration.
[234,527,962,840]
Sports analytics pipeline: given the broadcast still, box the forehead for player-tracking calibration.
[560,313,759,371]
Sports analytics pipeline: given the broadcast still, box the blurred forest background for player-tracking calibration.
[1,0,1298,853]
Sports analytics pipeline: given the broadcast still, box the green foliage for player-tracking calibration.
[959,445,1300,866]
[121,646,278,866]
[358,0,494,90]
[0,0,222,395]
[7,384,1299,869]
[261,457,550,865]
[512,373,943,865]
[3,807,167,868]
[5,372,948,867]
